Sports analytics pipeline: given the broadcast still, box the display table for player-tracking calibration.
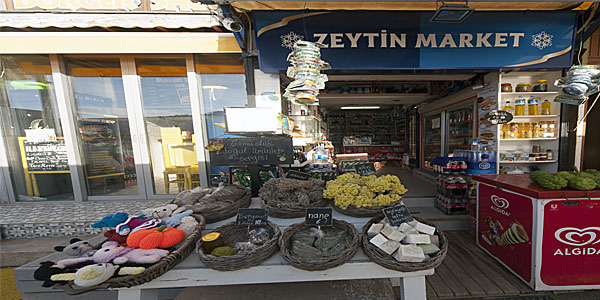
[15,198,436,300]
[473,174,600,291]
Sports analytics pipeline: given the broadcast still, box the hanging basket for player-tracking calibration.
[196,221,281,271]
[279,219,359,271]
[361,214,448,272]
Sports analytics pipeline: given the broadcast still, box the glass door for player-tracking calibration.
[446,105,474,155]
[65,57,145,199]
[422,112,442,168]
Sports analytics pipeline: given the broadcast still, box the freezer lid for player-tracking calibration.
[473,174,600,199]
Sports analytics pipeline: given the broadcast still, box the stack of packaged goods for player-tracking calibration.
[453,150,497,175]
[283,41,331,105]
[431,157,469,215]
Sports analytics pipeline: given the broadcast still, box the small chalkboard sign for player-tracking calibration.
[355,162,376,176]
[209,174,230,187]
[484,110,513,125]
[236,208,268,226]
[286,170,311,181]
[305,208,333,226]
[382,205,413,226]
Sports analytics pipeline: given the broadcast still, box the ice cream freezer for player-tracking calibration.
[472,174,600,291]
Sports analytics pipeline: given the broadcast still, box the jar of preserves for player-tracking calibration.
[539,121,556,138]
[516,83,532,92]
[505,123,517,139]
[514,98,527,116]
[517,123,527,139]
[524,122,533,138]
[528,97,539,115]
[532,80,548,92]
[501,83,513,93]
[532,122,540,138]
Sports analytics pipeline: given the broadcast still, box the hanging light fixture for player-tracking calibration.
[430,0,474,23]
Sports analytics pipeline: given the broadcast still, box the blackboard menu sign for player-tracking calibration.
[382,205,413,226]
[23,139,69,172]
[305,208,333,226]
[286,170,311,181]
[355,162,376,176]
[209,136,293,166]
[236,208,268,226]
[483,110,513,125]
[209,174,230,187]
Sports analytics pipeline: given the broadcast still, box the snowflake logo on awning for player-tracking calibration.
[281,31,304,49]
[531,31,553,50]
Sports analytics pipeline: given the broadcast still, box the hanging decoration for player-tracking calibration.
[283,41,331,105]
[554,65,600,105]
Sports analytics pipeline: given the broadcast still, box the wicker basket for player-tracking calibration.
[55,214,206,295]
[279,219,359,271]
[361,214,448,272]
[260,197,329,219]
[196,221,280,271]
[174,188,252,224]
[332,200,403,218]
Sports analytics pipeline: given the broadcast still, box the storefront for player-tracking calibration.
[0,2,250,203]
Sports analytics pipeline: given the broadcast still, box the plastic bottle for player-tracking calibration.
[541,99,552,115]
[528,97,539,115]
[502,100,514,115]
[514,97,526,116]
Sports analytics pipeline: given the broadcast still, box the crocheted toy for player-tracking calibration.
[57,241,168,266]
[176,216,199,237]
[91,212,129,228]
[54,238,97,257]
[104,229,128,244]
[33,261,94,287]
[118,266,145,276]
[165,209,193,227]
[127,225,185,249]
[50,272,76,283]
[115,217,162,236]
[141,204,178,221]
[74,263,116,287]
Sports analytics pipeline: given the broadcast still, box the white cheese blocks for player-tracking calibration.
[404,234,431,244]
[367,223,384,238]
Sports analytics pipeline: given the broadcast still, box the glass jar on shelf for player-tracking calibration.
[532,122,541,138]
[514,97,527,116]
[516,83,532,92]
[528,97,539,115]
[501,83,513,93]
[517,123,527,139]
[532,80,548,92]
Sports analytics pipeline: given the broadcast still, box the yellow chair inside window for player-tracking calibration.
[160,127,188,194]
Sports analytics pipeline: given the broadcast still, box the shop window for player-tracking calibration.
[0,55,74,201]
[66,57,138,197]
[194,54,247,176]
[136,57,194,195]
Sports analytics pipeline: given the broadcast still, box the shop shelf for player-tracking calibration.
[449,120,473,125]
[499,160,557,164]
[501,92,559,96]
[500,138,558,141]
[449,144,470,147]
[449,134,473,137]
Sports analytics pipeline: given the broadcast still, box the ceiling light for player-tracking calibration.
[430,1,474,23]
[341,106,381,110]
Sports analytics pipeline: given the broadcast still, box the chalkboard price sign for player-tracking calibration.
[355,162,376,176]
[236,208,268,226]
[286,170,311,181]
[209,174,230,187]
[305,208,333,226]
[208,135,293,166]
[23,139,69,172]
[483,110,513,125]
[382,205,413,226]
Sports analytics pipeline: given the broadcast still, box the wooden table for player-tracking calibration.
[15,198,436,300]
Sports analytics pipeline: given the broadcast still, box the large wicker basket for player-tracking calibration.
[279,219,359,271]
[174,188,252,224]
[361,214,448,272]
[196,221,280,271]
[260,197,329,219]
[332,200,404,218]
[55,214,206,295]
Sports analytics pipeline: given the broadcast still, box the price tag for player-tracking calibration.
[209,174,230,187]
[285,170,311,181]
[382,205,413,226]
[305,208,333,226]
[483,110,513,125]
[355,162,376,176]
[236,208,268,226]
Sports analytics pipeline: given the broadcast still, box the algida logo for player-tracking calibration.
[553,227,600,256]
